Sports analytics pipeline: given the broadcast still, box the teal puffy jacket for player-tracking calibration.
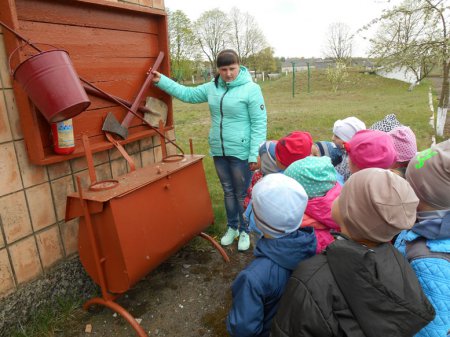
[155,66,267,163]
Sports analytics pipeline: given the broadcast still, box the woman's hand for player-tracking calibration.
[151,70,161,83]
[249,162,258,171]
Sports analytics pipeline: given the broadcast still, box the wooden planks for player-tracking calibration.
[18,21,160,59]
[16,0,161,34]
[1,0,172,165]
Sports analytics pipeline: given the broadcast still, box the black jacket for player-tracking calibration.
[271,238,435,337]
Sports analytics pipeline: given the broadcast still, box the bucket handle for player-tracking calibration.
[9,42,62,76]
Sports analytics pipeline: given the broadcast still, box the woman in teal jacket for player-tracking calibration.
[152,50,267,251]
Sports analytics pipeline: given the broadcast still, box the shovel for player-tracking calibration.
[83,83,159,116]
[102,51,164,139]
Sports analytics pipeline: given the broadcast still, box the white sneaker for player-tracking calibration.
[220,227,239,246]
[238,232,251,251]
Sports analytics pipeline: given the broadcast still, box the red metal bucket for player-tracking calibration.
[12,49,90,123]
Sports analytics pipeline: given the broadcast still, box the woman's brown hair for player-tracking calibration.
[214,49,240,87]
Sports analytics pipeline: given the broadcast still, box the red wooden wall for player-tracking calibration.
[0,0,172,165]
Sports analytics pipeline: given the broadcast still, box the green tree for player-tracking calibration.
[167,9,198,82]
[246,47,277,73]
[362,0,450,136]
[274,57,284,72]
[327,61,348,92]
[368,1,437,86]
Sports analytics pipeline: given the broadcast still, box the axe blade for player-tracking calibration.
[102,112,128,139]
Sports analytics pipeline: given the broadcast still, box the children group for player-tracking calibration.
[150,49,448,337]
[224,114,450,337]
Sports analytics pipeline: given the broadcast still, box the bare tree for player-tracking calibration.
[194,9,230,72]
[228,7,267,64]
[323,23,353,62]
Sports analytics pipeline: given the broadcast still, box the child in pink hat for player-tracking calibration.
[345,129,397,174]
[388,126,417,178]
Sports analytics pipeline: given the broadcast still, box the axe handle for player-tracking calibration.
[121,51,165,128]
[82,83,153,116]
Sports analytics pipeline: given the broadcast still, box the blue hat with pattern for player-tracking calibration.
[259,141,279,175]
[284,156,337,198]
[315,141,343,166]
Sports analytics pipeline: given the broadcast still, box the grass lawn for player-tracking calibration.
[171,69,434,238]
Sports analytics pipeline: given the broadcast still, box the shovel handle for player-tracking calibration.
[121,51,165,128]
[82,83,155,116]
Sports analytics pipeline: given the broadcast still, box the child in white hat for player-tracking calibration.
[332,116,366,181]
[227,173,316,337]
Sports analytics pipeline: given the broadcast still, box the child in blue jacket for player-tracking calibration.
[395,140,450,337]
[226,173,316,337]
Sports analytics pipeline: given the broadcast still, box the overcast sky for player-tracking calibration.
[164,0,397,58]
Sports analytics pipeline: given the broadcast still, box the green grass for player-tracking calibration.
[173,69,434,237]
[11,297,82,337]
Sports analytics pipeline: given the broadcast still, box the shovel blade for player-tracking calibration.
[102,112,128,139]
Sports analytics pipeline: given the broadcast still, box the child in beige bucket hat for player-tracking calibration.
[394,140,450,337]
[271,168,435,337]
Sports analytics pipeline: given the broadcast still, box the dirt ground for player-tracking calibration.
[428,75,442,93]
[62,236,256,337]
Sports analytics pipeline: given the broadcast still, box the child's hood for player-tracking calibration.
[254,228,316,270]
[306,182,341,230]
[412,210,450,240]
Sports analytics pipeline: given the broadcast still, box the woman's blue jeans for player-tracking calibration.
[213,156,252,233]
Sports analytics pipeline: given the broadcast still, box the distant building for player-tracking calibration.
[376,66,419,84]
[278,57,378,75]
[280,58,335,72]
